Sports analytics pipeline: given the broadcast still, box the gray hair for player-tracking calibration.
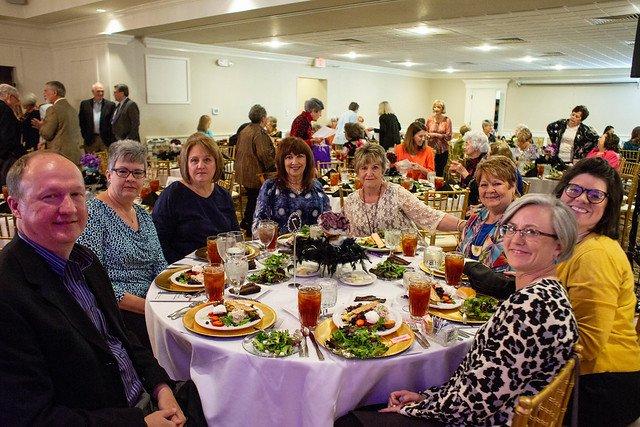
[248,104,267,124]
[352,143,387,173]
[45,81,66,97]
[107,140,147,171]
[114,83,129,97]
[464,130,490,154]
[501,194,577,263]
[22,93,37,107]
[482,119,493,128]
[304,98,324,112]
[0,84,18,99]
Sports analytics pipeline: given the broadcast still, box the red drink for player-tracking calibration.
[1,185,8,200]
[408,280,432,317]
[140,187,151,199]
[149,179,160,192]
[401,232,418,257]
[203,264,225,302]
[207,236,222,264]
[444,252,465,288]
[267,224,279,251]
[434,177,445,190]
[536,164,545,178]
[330,172,340,186]
[402,178,412,190]
[298,284,321,327]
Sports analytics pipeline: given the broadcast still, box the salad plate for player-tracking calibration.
[169,267,205,288]
[182,301,276,338]
[332,300,402,336]
[315,318,414,359]
[429,283,464,310]
[155,267,204,293]
[242,329,300,358]
[337,270,376,286]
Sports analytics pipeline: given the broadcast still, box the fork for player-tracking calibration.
[167,301,202,319]
[410,323,431,349]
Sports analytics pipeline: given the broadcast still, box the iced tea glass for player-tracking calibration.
[401,230,419,257]
[257,220,277,251]
[203,264,225,303]
[207,235,222,264]
[330,172,340,186]
[444,251,465,288]
[408,277,432,320]
[298,284,322,328]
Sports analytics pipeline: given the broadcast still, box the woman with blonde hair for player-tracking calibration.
[197,114,214,138]
[425,99,452,176]
[371,101,401,150]
[153,133,239,263]
[394,121,435,180]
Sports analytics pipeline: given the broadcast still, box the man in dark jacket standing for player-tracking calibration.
[0,84,26,186]
[111,83,140,142]
[79,81,116,152]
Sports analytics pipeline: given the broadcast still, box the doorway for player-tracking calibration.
[297,77,327,120]
[463,79,509,134]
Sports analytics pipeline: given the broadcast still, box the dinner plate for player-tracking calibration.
[182,301,276,337]
[429,307,486,325]
[194,243,259,261]
[429,283,464,309]
[241,330,300,358]
[291,262,320,278]
[419,261,469,282]
[337,270,376,286]
[332,301,402,336]
[314,318,413,359]
[169,268,205,288]
[155,267,204,293]
[194,304,265,331]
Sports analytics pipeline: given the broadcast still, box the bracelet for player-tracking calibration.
[456,220,465,232]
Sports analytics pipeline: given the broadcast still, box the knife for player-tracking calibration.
[307,329,325,361]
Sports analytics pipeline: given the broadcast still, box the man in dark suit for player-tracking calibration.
[79,81,116,152]
[112,83,140,142]
[0,151,203,425]
[0,84,26,186]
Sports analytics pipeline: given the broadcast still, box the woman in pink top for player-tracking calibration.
[587,133,620,170]
[425,99,453,176]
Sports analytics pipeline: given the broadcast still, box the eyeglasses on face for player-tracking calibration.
[499,224,557,240]
[111,168,146,179]
[563,183,607,204]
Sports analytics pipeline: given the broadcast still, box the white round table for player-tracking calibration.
[145,250,475,426]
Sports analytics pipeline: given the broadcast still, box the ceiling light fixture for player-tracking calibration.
[474,44,498,52]
[552,64,566,70]
[519,55,539,63]
[406,25,438,35]
[259,39,288,48]
[347,51,359,59]
[96,8,107,13]
[442,67,458,73]
[400,61,416,67]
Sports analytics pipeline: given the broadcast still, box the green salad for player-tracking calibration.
[369,260,406,280]
[326,326,389,359]
[251,330,300,357]
[248,253,289,284]
[461,296,500,321]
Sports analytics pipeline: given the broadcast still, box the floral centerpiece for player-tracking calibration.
[294,212,368,276]
[80,153,106,189]
[152,139,182,161]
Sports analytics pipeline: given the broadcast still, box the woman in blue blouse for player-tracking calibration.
[153,133,239,263]
[253,137,331,233]
[78,140,167,348]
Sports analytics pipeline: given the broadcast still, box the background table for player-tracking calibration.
[146,250,475,426]
[523,177,560,195]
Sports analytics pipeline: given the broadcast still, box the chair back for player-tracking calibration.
[257,172,277,184]
[316,160,343,177]
[521,180,531,195]
[511,344,583,427]
[422,189,469,250]
[219,170,235,192]
[219,145,236,160]
[617,160,640,248]
[95,150,108,175]
[621,149,640,163]
[0,213,16,250]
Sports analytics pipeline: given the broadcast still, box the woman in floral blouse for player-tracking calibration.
[344,143,463,237]
[425,99,452,176]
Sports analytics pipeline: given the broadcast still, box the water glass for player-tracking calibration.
[216,233,236,262]
[318,279,338,316]
[384,229,401,250]
[225,247,248,294]
[424,246,444,271]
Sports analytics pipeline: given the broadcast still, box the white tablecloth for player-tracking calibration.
[523,177,559,195]
[145,251,474,426]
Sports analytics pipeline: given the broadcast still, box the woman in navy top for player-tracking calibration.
[253,137,330,234]
[153,133,239,263]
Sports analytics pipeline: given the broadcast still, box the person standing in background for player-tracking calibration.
[197,114,214,138]
[334,102,359,146]
[370,101,401,150]
[0,84,26,186]
[20,93,40,152]
[79,82,116,153]
[546,105,599,164]
[31,81,83,165]
[111,84,140,142]
[482,119,496,143]
[425,99,452,176]
[290,98,324,147]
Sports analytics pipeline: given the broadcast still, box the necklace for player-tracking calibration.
[106,192,137,227]
[362,183,384,235]
[288,180,303,195]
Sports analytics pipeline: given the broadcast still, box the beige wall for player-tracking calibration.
[428,78,467,132]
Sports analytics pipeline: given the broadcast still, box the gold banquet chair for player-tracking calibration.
[621,149,640,163]
[0,213,17,250]
[511,344,583,427]
[422,189,469,251]
[316,160,343,177]
[618,160,640,249]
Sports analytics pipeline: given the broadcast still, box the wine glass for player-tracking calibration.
[228,230,245,249]
[257,220,277,251]
[216,233,235,262]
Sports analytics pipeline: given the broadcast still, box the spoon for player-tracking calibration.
[303,327,324,361]
[293,329,307,357]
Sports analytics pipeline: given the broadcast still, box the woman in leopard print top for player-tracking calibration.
[378,195,579,426]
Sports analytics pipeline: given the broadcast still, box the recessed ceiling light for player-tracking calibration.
[400,61,416,67]
[96,8,107,13]
[337,51,366,59]
[519,55,539,63]
[552,64,566,70]
[405,25,438,35]
[474,44,498,52]
[258,39,289,48]
[442,67,458,73]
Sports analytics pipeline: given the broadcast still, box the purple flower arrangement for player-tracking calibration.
[80,153,101,171]
[318,211,350,235]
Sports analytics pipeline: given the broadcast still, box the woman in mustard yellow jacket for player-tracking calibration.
[555,157,640,426]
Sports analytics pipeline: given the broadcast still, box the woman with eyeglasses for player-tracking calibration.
[337,194,578,426]
[77,140,167,348]
[153,133,239,263]
[553,157,640,426]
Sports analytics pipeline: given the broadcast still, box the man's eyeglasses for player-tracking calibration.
[499,224,557,240]
[111,168,146,179]
[563,183,607,204]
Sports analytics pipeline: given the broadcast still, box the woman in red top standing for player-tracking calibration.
[394,121,435,180]
[425,99,453,176]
